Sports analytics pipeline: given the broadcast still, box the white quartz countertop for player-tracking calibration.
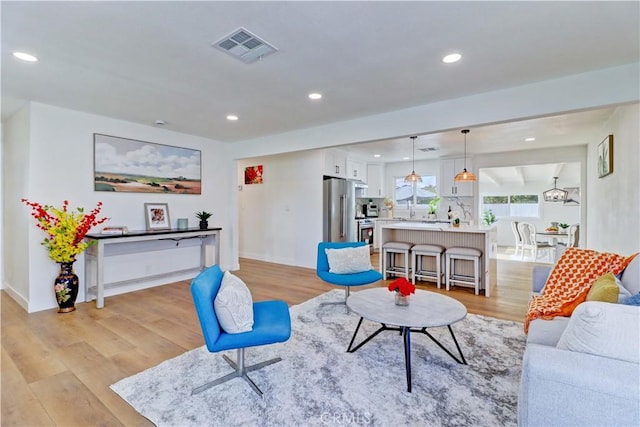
[381,222,496,234]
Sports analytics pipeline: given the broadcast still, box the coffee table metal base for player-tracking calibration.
[346,317,467,392]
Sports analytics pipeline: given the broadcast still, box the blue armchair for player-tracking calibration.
[316,241,383,307]
[190,265,291,397]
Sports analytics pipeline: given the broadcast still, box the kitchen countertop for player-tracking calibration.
[381,222,496,234]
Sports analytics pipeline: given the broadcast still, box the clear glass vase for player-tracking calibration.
[395,292,409,306]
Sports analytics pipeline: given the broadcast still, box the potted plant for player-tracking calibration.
[195,211,212,229]
[427,196,441,219]
[482,209,497,226]
[21,199,108,313]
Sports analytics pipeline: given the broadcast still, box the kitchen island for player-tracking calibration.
[379,222,497,297]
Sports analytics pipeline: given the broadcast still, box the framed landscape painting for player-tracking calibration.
[94,134,201,194]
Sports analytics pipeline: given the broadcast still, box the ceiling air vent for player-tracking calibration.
[418,147,438,152]
[212,28,278,64]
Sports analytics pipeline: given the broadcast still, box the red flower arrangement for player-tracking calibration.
[387,277,416,296]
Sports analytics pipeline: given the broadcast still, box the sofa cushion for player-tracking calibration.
[586,273,619,303]
[616,276,632,302]
[621,292,640,306]
[620,254,640,295]
[526,317,571,346]
[325,245,373,274]
[214,271,254,334]
[556,301,640,364]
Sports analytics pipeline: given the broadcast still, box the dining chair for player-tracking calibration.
[510,221,522,256]
[567,224,580,247]
[518,222,554,262]
[190,265,291,397]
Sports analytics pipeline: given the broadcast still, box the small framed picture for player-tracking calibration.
[597,135,613,178]
[144,203,171,230]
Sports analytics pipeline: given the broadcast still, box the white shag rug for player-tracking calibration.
[111,290,526,426]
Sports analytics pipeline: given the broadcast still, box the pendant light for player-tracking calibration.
[404,136,423,183]
[454,129,476,182]
[543,177,568,202]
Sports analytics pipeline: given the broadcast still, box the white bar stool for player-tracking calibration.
[411,244,446,287]
[445,247,483,295]
[382,241,413,280]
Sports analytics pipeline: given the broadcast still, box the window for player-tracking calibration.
[394,175,438,208]
[482,194,539,218]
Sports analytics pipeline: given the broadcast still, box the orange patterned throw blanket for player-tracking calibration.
[524,247,638,333]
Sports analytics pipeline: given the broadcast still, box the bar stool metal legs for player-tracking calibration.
[445,247,483,296]
[411,244,445,287]
[382,242,413,280]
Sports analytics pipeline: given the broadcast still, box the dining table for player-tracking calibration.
[536,231,568,245]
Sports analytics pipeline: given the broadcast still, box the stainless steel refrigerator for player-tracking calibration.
[323,177,356,242]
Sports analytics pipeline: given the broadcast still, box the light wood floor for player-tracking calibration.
[1,249,540,426]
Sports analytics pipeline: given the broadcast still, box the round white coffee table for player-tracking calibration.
[346,287,467,392]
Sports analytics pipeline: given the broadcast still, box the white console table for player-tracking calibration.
[84,227,221,308]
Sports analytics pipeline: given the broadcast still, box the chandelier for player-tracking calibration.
[543,177,568,202]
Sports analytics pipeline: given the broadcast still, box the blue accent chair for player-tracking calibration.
[190,265,291,397]
[316,241,383,307]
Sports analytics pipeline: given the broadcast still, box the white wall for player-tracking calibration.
[588,104,640,254]
[237,150,323,268]
[3,102,235,312]
[2,105,31,307]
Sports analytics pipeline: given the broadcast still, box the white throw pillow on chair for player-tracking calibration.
[214,271,254,334]
[325,246,373,274]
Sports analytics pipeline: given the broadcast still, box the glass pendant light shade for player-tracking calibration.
[454,169,477,182]
[543,177,568,202]
[404,136,422,183]
[454,129,476,182]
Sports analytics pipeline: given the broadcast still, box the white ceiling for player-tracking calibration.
[2,1,638,154]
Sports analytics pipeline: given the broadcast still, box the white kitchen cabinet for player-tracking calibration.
[346,158,366,182]
[323,148,347,178]
[440,158,474,197]
[366,163,384,197]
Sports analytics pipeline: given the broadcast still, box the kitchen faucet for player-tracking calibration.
[408,200,416,218]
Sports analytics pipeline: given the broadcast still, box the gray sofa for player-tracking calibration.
[517,253,640,427]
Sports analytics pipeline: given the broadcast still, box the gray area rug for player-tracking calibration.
[111,290,526,426]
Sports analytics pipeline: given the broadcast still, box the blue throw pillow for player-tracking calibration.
[621,292,640,306]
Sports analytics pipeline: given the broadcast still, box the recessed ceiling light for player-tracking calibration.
[442,53,461,64]
[308,93,322,100]
[155,119,167,126]
[226,115,239,121]
[525,137,536,142]
[402,157,410,161]
[373,154,381,158]
[13,51,38,62]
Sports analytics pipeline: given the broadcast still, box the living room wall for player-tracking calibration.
[2,102,235,312]
[237,151,323,268]
[588,103,639,255]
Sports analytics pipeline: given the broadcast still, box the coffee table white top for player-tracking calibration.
[347,288,467,328]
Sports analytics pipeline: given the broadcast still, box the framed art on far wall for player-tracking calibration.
[144,203,171,230]
[563,187,580,206]
[597,134,613,178]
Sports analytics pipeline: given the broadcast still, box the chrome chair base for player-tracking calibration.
[192,348,282,397]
